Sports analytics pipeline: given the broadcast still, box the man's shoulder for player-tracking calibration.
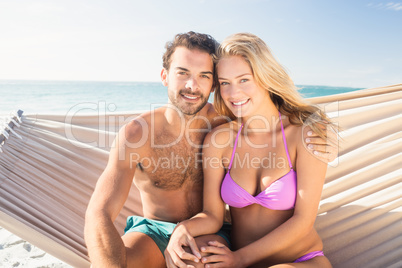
[123,108,166,144]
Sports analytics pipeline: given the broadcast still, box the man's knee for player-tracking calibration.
[194,234,229,249]
[121,232,165,268]
[183,234,229,268]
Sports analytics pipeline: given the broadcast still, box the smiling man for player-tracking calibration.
[84,32,231,267]
[164,48,213,116]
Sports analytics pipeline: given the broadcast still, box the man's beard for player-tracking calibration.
[168,89,209,116]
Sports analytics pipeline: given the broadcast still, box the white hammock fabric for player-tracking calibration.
[0,84,401,268]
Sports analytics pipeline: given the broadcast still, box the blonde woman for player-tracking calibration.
[165,33,334,267]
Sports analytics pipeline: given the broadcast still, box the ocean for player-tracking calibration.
[0,80,364,116]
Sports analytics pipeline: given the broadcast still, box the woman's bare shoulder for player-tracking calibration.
[204,121,240,148]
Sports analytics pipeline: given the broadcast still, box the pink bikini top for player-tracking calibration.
[220,112,297,210]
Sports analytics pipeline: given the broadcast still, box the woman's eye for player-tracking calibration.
[240,79,248,83]
[220,81,229,86]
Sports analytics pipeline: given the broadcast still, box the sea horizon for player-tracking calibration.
[0,79,365,116]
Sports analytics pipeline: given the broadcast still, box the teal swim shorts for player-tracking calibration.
[124,216,231,256]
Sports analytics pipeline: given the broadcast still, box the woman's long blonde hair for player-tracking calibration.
[214,33,336,140]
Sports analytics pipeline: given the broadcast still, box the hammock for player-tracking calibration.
[0,84,401,268]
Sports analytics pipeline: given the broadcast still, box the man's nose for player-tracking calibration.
[185,76,199,91]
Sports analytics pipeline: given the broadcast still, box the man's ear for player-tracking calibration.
[161,68,168,86]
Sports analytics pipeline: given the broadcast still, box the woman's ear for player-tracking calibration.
[161,68,168,86]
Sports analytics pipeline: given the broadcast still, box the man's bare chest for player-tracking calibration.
[137,134,205,190]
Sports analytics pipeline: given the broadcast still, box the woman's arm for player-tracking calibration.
[165,128,229,266]
[202,126,328,267]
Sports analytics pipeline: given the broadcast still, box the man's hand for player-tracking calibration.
[199,240,243,268]
[165,224,202,268]
[304,125,339,163]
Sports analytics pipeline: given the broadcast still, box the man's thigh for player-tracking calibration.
[122,231,166,268]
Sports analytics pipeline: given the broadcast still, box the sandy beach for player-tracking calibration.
[0,226,70,268]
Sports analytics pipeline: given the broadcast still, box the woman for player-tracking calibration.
[165,33,335,267]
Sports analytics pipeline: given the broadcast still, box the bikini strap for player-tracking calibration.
[228,123,244,170]
[278,112,293,169]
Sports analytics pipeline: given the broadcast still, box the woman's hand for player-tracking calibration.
[165,224,202,268]
[200,240,243,268]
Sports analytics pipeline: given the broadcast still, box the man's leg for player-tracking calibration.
[122,231,166,268]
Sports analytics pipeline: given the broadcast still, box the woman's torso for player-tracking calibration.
[220,117,324,265]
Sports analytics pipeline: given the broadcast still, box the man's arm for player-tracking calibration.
[304,123,339,163]
[84,120,142,267]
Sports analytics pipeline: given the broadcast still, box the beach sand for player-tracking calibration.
[0,226,71,268]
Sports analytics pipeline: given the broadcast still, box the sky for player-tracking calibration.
[0,0,401,88]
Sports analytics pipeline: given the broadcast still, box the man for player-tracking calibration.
[84,31,336,267]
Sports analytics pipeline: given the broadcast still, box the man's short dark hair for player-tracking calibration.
[162,31,219,70]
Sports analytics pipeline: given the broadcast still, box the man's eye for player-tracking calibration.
[201,75,210,79]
